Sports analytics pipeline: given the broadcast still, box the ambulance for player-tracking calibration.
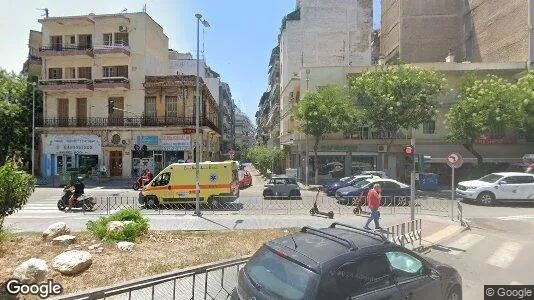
[138,161,240,207]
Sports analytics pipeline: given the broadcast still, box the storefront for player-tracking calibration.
[132,134,191,176]
[41,134,103,178]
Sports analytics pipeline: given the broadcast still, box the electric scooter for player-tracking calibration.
[309,190,334,219]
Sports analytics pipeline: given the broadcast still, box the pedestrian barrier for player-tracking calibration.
[83,194,452,218]
[384,219,422,249]
[57,256,249,300]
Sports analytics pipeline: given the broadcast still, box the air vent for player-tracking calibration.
[111,134,121,145]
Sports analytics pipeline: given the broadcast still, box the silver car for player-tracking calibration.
[263,176,301,199]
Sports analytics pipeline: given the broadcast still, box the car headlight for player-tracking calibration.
[466,186,477,190]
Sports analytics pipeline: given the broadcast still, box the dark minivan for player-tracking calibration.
[232,223,462,300]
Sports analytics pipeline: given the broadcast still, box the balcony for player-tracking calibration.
[93,77,130,90]
[93,44,130,56]
[36,116,220,133]
[39,44,93,57]
[280,133,295,145]
[38,79,93,92]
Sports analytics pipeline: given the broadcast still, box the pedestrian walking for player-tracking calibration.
[363,183,382,230]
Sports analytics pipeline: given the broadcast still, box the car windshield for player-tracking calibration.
[353,179,372,188]
[478,174,504,183]
[245,248,318,300]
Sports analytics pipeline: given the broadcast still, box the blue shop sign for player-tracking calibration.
[137,136,159,145]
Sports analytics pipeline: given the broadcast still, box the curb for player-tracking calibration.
[417,224,466,253]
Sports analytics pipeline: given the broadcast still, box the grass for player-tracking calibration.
[86,208,149,242]
[0,229,297,298]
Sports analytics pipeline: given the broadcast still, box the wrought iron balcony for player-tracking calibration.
[93,43,131,56]
[93,77,130,90]
[39,44,93,56]
[36,116,220,134]
[38,79,93,91]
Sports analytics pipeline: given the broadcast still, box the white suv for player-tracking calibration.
[456,172,534,205]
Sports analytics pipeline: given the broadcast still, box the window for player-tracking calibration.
[479,174,504,183]
[385,251,424,282]
[503,176,534,184]
[103,65,128,78]
[423,120,436,134]
[274,178,286,185]
[334,255,393,297]
[152,172,171,186]
[165,96,178,118]
[144,97,157,118]
[115,32,129,46]
[78,34,92,48]
[66,35,75,45]
[64,67,76,79]
[381,182,400,189]
[48,68,62,79]
[103,33,113,46]
[78,67,92,79]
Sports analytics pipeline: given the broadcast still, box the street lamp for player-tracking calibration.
[31,82,37,177]
[194,13,210,217]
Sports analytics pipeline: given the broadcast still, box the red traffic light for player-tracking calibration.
[403,145,414,156]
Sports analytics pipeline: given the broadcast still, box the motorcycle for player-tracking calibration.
[57,187,96,211]
[132,176,150,191]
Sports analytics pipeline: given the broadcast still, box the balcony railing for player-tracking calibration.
[39,44,93,56]
[38,79,93,91]
[36,116,220,133]
[93,43,130,55]
[93,77,130,90]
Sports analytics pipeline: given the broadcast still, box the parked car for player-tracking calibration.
[323,175,375,196]
[336,178,410,205]
[263,176,301,199]
[456,172,534,205]
[338,170,389,182]
[239,170,252,189]
[232,222,462,300]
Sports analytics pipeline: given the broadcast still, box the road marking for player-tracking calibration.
[446,233,485,255]
[485,242,523,269]
[497,215,534,221]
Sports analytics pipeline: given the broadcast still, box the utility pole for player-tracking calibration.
[304,69,310,186]
[194,13,202,217]
[410,130,416,221]
[31,82,36,177]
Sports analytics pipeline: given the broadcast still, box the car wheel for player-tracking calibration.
[145,196,159,209]
[447,285,462,300]
[57,201,66,211]
[477,192,495,206]
[263,189,274,199]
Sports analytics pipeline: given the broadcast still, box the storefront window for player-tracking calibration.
[351,156,376,174]
[309,155,345,180]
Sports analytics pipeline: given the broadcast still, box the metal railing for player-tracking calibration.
[384,219,422,249]
[38,78,92,86]
[83,194,452,218]
[93,77,129,84]
[57,256,249,300]
[36,116,220,132]
[40,44,93,51]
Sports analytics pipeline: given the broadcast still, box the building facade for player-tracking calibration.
[219,82,236,155]
[234,107,255,149]
[33,12,221,179]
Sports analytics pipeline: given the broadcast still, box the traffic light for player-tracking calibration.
[403,145,414,171]
[108,100,115,114]
[418,154,431,174]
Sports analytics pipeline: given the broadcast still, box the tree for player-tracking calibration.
[246,146,282,176]
[349,64,444,169]
[446,75,524,165]
[516,71,534,141]
[293,85,361,185]
[0,161,36,231]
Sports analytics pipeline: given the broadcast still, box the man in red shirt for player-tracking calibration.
[363,183,382,230]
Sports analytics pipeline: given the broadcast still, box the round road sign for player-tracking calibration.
[446,152,463,168]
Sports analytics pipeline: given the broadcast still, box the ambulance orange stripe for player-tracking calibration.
[145,183,232,191]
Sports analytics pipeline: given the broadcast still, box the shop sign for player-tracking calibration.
[161,135,191,151]
[42,134,102,155]
[318,145,358,152]
[183,128,196,134]
[136,136,159,145]
[475,136,516,145]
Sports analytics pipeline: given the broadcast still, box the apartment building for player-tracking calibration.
[381,0,533,64]
[234,107,255,149]
[32,12,219,179]
[219,82,236,154]
[22,30,43,79]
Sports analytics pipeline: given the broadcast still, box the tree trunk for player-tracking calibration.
[462,142,483,166]
[382,139,395,172]
[314,138,320,185]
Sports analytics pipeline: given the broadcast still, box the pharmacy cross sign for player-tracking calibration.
[446,152,463,169]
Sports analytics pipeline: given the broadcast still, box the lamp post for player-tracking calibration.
[31,82,36,177]
[194,13,210,217]
[304,69,310,186]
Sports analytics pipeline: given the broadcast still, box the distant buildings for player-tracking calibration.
[234,107,255,150]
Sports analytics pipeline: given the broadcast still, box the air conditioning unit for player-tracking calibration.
[119,25,128,32]
[377,145,387,153]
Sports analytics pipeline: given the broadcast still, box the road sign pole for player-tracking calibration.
[410,137,415,221]
[451,166,455,221]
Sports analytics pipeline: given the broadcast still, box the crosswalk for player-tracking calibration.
[496,215,534,221]
[433,232,529,285]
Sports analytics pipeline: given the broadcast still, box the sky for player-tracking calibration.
[0,0,381,125]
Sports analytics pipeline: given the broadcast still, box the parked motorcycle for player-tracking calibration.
[57,187,96,211]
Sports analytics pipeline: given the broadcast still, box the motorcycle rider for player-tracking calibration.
[142,169,153,186]
[67,177,85,212]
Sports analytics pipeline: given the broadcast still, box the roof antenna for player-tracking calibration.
[142,4,147,12]
[121,8,128,13]
[37,8,49,18]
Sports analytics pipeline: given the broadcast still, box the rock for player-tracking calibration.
[106,221,135,232]
[52,235,77,245]
[94,248,104,253]
[117,241,134,251]
[52,250,92,275]
[42,222,70,240]
[88,243,103,250]
[12,258,49,283]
